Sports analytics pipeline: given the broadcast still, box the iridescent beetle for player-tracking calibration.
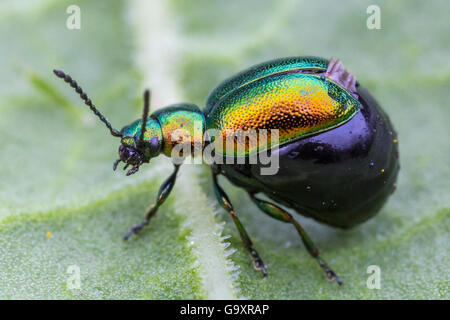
[53,56,399,285]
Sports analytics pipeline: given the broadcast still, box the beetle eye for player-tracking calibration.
[149,137,160,153]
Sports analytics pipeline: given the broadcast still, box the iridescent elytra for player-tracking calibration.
[53,56,400,285]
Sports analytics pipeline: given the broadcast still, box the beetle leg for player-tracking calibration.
[212,172,267,277]
[124,164,181,240]
[249,193,343,285]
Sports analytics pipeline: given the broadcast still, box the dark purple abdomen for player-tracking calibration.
[220,85,400,228]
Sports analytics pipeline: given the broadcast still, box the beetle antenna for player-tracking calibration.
[53,69,122,137]
[137,89,151,147]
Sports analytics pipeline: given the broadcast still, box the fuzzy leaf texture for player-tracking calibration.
[0,0,448,299]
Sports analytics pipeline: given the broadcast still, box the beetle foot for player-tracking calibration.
[123,221,148,240]
[325,58,358,100]
[250,248,268,277]
[317,257,343,286]
[325,269,343,286]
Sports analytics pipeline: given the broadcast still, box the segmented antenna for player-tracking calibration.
[53,69,122,137]
[137,89,151,146]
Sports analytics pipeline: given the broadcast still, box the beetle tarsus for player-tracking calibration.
[250,249,268,277]
[311,255,343,285]
[123,221,148,240]
[318,257,343,286]
[113,158,120,171]
[123,229,134,241]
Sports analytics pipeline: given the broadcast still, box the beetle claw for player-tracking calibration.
[253,260,268,277]
[113,158,120,171]
[249,248,268,277]
[123,224,142,240]
[324,267,343,286]
[126,165,140,176]
[317,256,343,286]
[260,264,268,278]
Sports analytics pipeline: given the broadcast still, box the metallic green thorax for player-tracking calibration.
[120,104,205,161]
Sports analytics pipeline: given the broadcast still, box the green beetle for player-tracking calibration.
[54,56,399,285]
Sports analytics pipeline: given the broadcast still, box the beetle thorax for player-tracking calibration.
[154,104,205,158]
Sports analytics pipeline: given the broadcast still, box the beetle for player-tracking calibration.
[53,56,399,285]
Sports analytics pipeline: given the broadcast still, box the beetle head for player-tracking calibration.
[113,124,162,176]
[113,116,163,175]
[114,144,143,176]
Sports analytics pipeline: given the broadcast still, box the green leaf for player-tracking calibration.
[0,0,448,299]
